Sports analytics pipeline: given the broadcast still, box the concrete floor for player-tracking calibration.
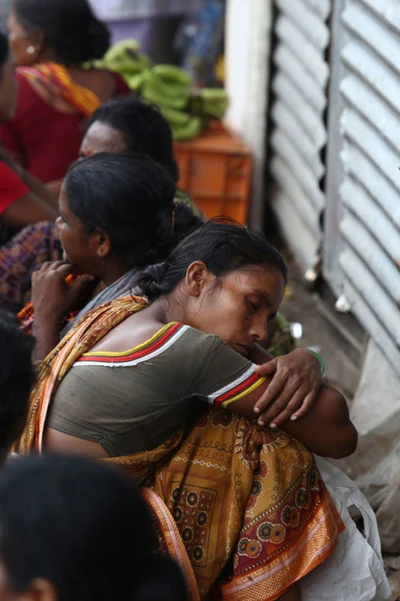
[280,256,366,399]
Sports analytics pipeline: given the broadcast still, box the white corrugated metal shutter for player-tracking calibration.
[268,0,332,270]
[332,0,400,373]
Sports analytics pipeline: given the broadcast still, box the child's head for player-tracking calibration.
[0,454,188,601]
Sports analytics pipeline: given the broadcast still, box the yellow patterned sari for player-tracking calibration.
[18,297,344,600]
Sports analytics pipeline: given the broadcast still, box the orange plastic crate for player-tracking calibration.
[173,124,252,224]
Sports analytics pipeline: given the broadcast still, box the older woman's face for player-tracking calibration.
[186,265,285,356]
[0,58,17,122]
[80,122,128,158]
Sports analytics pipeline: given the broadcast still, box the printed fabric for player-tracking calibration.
[17,296,344,600]
[18,62,101,117]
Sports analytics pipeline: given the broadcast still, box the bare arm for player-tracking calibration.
[45,179,63,199]
[233,347,358,459]
[281,384,357,459]
[19,169,59,210]
[44,375,357,461]
[2,191,56,228]
[249,344,323,426]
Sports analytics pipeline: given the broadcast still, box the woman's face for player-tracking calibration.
[80,122,128,158]
[55,185,94,272]
[187,265,285,356]
[0,58,17,122]
[7,10,38,67]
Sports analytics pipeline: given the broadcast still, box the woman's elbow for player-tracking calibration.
[324,423,358,459]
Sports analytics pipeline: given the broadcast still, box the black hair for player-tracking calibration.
[65,153,201,268]
[88,98,180,182]
[0,455,188,601]
[138,220,288,301]
[13,0,110,65]
[0,310,35,458]
[0,31,8,71]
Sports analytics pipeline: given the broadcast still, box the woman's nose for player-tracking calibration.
[55,216,62,230]
[250,317,268,342]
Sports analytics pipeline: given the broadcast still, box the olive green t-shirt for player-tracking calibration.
[47,323,263,456]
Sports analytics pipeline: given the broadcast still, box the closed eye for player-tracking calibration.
[247,300,259,313]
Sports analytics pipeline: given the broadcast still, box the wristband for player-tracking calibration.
[308,349,326,377]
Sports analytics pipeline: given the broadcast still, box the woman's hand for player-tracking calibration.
[253,349,323,427]
[32,261,94,327]
[31,262,94,362]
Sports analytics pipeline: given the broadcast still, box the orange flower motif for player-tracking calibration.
[270,524,286,544]
[238,538,262,558]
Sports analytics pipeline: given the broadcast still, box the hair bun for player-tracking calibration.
[86,18,110,60]
[137,263,167,301]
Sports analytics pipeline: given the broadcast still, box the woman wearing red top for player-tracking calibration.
[0,31,56,233]
[1,0,130,190]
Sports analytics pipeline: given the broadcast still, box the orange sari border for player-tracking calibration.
[143,488,200,601]
[18,62,101,117]
[17,296,344,600]
[221,502,343,601]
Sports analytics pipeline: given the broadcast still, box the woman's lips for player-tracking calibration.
[236,344,251,357]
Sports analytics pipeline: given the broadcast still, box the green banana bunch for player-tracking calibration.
[103,39,140,62]
[91,39,229,141]
[93,39,152,81]
[156,107,202,141]
[141,64,191,110]
[171,117,203,142]
[194,88,229,120]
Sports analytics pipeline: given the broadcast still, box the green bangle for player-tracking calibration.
[308,350,326,377]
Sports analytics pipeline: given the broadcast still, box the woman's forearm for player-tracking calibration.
[20,169,59,210]
[32,319,61,362]
[281,384,358,458]
[249,345,357,458]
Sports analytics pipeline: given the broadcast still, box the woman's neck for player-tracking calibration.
[99,259,133,289]
[35,49,58,64]
[144,292,188,325]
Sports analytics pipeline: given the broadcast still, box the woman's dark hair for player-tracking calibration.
[138,220,288,301]
[0,455,188,601]
[0,31,8,71]
[0,310,35,458]
[88,98,180,182]
[65,153,201,268]
[13,0,110,65]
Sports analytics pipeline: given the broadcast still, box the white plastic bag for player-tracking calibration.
[301,457,391,601]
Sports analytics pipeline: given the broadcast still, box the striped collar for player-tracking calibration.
[74,322,189,368]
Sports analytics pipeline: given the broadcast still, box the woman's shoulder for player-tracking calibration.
[14,72,41,104]
[109,71,131,97]
[13,70,59,119]
[83,68,130,99]
[81,317,223,362]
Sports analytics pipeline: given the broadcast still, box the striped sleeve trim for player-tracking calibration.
[74,323,189,368]
[207,365,266,408]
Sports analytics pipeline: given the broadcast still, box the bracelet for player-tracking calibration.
[308,350,326,377]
